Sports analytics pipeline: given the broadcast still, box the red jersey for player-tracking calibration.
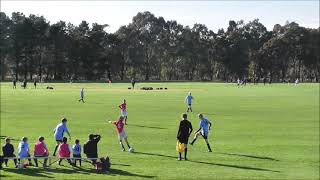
[112,120,124,133]
[119,103,126,111]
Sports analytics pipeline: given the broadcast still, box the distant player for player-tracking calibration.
[119,99,127,124]
[53,118,71,156]
[295,78,299,86]
[131,78,136,89]
[237,78,240,87]
[190,114,212,152]
[109,116,132,152]
[23,79,27,89]
[185,92,194,113]
[33,79,37,89]
[176,113,193,160]
[13,79,16,89]
[78,88,85,103]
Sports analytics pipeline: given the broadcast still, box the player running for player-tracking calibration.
[119,99,128,124]
[108,116,132,152]
[53,118,71,156]
[185,92,194,113]
[78,88,85,103]
[176,113,193,160]
[190,114,212,152]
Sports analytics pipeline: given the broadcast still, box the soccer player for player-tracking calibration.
[119,99,128,124]
[190,114,212,152]
[53,118,71,156]
[2,137,17,167]
[78,88,85,103]
[131,78,136,89]
[185,92,194,113]
[33,136,49,167]
[13,78,16,89]
[109,116,132,152]
[295,78,299,86]
[72,139,81,166]
[176,113,193,160]
[33,79,37,89]
[237,78,241,87]
[23,79,27,89]
[83,134,101,165]
[57,137,74,166]
[17,137,33,166]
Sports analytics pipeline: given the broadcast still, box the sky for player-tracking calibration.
[1,1,319,33]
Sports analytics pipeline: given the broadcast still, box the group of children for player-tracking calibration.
[1,135,82,168]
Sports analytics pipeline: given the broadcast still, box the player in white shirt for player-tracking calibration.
[78,88,85,103]
[53,118,71,156]
[295,78,299,86]
[237,78,241,87]
[17,137,33,166]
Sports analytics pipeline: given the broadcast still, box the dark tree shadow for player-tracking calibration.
[218,152,279,161]
[112,163,131,167]
[129,124,167,130]
[134,151,280,173]
[0,136,19,141]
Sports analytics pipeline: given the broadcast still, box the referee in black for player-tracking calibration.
[176,113,193,161]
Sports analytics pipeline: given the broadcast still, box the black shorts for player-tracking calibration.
[178,136,189,144]
[188,104,192,106]
[73,154,81,159]
[56,140,63,143]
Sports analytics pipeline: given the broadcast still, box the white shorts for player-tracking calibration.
[121,111,127,117]
[118,131,128,140]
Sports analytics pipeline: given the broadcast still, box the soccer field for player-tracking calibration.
[0,82,319,180]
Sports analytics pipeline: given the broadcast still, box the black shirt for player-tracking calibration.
[177,119,193,138]
[2,143,15,157]
[84,135,100,157]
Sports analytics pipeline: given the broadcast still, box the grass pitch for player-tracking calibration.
[0,82,319,180]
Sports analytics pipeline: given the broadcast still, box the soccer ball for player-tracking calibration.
[128,147,134,153]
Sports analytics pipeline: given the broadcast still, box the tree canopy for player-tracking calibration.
[1,11,319,82]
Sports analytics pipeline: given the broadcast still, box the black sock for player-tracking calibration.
[53,145,59,155]
[184,148,188,159]
[179,153,182,159]
[207,143,212,151]
[191,138,196,145]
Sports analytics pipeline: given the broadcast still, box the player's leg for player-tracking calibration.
[189,104,192,112]
[190,132,200,145]
[183,142,188,160]
[124,137,131,149]
[203,134,212,152]
[53,141,60,156]
[119,140,125,151]
[124,116,128,124]
[34,157,39,167]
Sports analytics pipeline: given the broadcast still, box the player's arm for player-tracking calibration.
[176,122,182,139]
[65,128,71,140]
[208,121,212,130]
[189,123,193,135]
[94,135,101,142]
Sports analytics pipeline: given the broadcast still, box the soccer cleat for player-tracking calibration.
[184,158,188,161]
[177,157,182,161]
[121,148,125,152]
[208,149,212,152]
[189,142,193,146]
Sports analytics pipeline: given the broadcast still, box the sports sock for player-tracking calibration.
[53,145,59,156]
[184,148,188,159]
[190,138,196,145]
[207,143,212,151]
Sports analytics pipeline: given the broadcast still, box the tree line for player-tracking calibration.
[0,11,319,82]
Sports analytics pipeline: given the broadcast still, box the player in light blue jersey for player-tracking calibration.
[53,118,71,156]
[78,88,85,103]
[190,114,212,152]
[185,92,194,112]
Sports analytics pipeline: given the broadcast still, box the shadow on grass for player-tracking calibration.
[129,124,167,130]
[2,166,155,178]
[0,136,19,141]
[134,151,280,173]
[218,152,279,161]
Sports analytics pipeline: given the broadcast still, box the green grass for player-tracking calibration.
[0,82,319,180]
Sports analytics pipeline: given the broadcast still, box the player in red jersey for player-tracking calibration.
[118,99,128,124]
[108,116,132,152]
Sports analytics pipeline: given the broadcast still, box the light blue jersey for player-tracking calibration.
[80,89,84,98]
[199,118,211,135]
[54,123,69,141]
[72,144,81,155]
[185,95,193,104]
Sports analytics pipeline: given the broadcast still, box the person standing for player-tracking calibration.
[176,113,193,161]
[78,88,85,103]
[185,92,194,113]
[83,134,101,165]
[72,139,82,167]
[13,78,17,89]
[190,114,213,152]
[23,79,27,89]
[33,79,37,89]
[53,118,71,156]
[131,78,136,89]
[119,99,128,124]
